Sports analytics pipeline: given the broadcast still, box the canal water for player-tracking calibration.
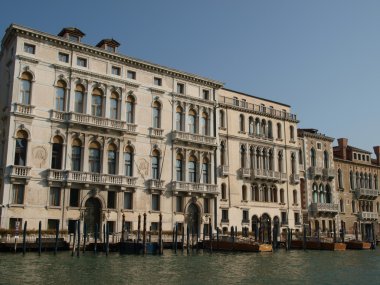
[1,249,380,284]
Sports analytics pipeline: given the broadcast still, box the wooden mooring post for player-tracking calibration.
[22,221,27,255]
[94,223,98,254]
[209,218,212,253]
[106,222,109,256]
[159,213,163,254]
[186,225,190,254]
[143,213,147,255]
[38,221,42,256]
[303,224,307,250]
[83,223,87,254]
[54,220,59,255]
[174,223,178,254]
[77,220,80,257]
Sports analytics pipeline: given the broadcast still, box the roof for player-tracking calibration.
[298,128,334,142]
[58,27,85,37]
[96,39,120,48]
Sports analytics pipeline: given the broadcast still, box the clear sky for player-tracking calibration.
[1,0,379,154]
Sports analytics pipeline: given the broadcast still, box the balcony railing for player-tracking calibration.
[13,103,35,117]
[10,165,31,179]
[218,95,297,121]
[309,167,323,178]
[310,202,339,213]
[149,127,164,138]
[219,165,229,176]
[251,169,282,182]
[172,131,217,147]
[171,181,218,194]
[290,173,300,184]
[355,188,379,200]
[240,168,251,179]
[358,212,378,220]
[147,179,165,191]
[323,168,335,180]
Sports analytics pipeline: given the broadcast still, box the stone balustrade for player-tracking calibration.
[355,188,379,200]
[172,131,217,146]
[10,165,31,178]
[149,127,164,138]
[310,202,339,213]
[13,103,35,117]
[358,212,378,220]
[171,181,218,194]
[309,167,323,178]
[290,173,300,184]
[322,168,335,180]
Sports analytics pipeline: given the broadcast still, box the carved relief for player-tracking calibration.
[32,146,47,168]
[136,158,149,178]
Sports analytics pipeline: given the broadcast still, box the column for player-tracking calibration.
[104,86,109,118]
[209,107,214,137]
[65,135,72,170]
[118,139,124,176]
[120,89,126,122]
[210,152,214,185]
[85,81,93,115]
[184,103,189,133]
[68,79,76,112]
[83,134,89,172]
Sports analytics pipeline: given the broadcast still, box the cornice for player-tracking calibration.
[16,54,39,64]
[298,131,334,142]
[172,92,215,107]
[333,157,380,169]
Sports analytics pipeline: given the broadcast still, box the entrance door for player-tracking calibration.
[261,214,271,243]
[84,198,101,234]
[187,203,199,237]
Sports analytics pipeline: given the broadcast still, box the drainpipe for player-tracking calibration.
[213,88,217,230]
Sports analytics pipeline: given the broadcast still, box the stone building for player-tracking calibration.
[298,129,339,237]
[333,138,380,240]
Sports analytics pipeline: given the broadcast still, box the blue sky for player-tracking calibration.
[1,0,380,153]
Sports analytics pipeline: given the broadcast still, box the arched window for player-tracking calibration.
[242,185,247,201]
[202,157,209,183]
[219,110,225,128]
[290,126,294,141]
[188,109,196,133]
[188,155,197,183]
[375,175,378,190]
[51,136,63,169]
[350,171,354,190]
[312,183,318,203]
[239,114,245,132]
[124,146,133,177]
[280,189,285,203]
[291,153,296,174]
[310,148,316,167]
[55,80,66,111]
[369,174,373,189]
[240,145,246,168]
[268,121,273,139]
[256,149,261,169]
[71,139,82,171]
[352,200,356,213]
[176,106,184,131]
[126,95,135,123]
[263,185,269,202]
[221,183,227,200]
[299,149,303,165]
[261,119,267,137]
[220,141,226,166]
[152,101,161,128]
[293,189,297,205]
[323,151,329,169]
[255,118,261,136]
[248,117,254,134]
[176,153,183,181]
[91,88,103,117]
[340,199,344,212]
[262,149,268,170]
[277,123,282,139]
[74,84,85,113]
[326,184,331,203]
[20,72,32,105]
[278,151,283,172]
[108,143,117,175]
[319,184,325,203]
[338,169,343,189]
[268,150,273,171]
[364,173,369,189]
[14,130,28,166]
[110,92,119,120]
[201,112,209,136]
[89,141,101,173]
[272,187,278,202]
[152,149,160,179]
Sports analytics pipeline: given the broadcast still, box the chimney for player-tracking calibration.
[374,146,380,165]
[337,138,348,160]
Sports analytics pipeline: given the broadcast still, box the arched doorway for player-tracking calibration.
[273,216,280,243]
[84,197,101,234]
[187,203,199,237]
[251,215,259,241]
[261,214,271,243]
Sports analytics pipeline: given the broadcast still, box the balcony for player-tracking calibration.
[219,165,229,177]
[240,168,251,179]
[309,167,323,178]
[149,127,164,139]
[290,174,300,185]
[323,168,335,180]
[355,188,379,200]
[147,179,165,192]
[171,181,218,195]
[251,169,281,182]
[9,165,32,183]
[310,202,339,214]
[358,212,378,221]
[13,103,35,118]
[172,131,217,147]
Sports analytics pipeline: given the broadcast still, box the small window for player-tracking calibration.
[204,198,210,213]
[69,35,79,42]
[106,45,115,52]
[77,57,87,67]
[367,155,370,162]
[294,213,300,225]
[242,210,249,221]
[49,187,61,206]
[111,66,121,76]
[222,209,229,222]
[124,192,133,210]
[107,221,115,234]
[48,219,59,231]
[176,196,183,212]
[9,218,22,230]
[69,188,80,207]
[151,222,159,232]
[152,194,160,211]
[281,212,287,225]
[107,191,116,209]
[317,143,322,150]
[24,43,35,54]
[177,83,185,94]
[354,153,357,159]
[58,52,69,63]
[13,184,25,204]
[202,89,210,100]
[127,70,136,80]
[154,77,162,86]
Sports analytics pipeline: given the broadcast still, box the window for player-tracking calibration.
[222,209,229,222]
[240,145,246,168]
[91,88,103,117]
[55,80,66,111]
[293,190,298,205]
[268,121,273,138]
[340,199,344,212]
[188,156,197,183]
[317,143,322,150]
[124,192,133,209]
[124,221,132,232]
[252,186,259,202]
[151,222,159,232]
[152,101,161,128]
[51,136,63,169]
[294,213,300,225]
[201,113,209,136]
[71,139,82,171]
[69,189,80,207]
[176,196,183,212]
[126,95,135,124]
[154,77,162,86]
[352,200,356,213]
[239,114,245,132]
[77,57,87,67]
[48,219,59,231]
[14,130,28,166]
[177,83,185,94]
[281,212,287,225]
[176,154,183,181]
[176,106,184,131]
[202,89,209,100]
[152,150,160,179]
[69,35,79,42]
[124,147,133,177]
[290,126,295,141]
[242,185,247,201]
[278,151,283,173]
[248,117,254,134]
[277,123,282,139]
[12,184,25,204]
[280,189,285,203]
[110,92,119,119]
[111,66,121,76]
[323,151,329,169]
[221,184,227,200]
[188,109,197,133]
[310,148,316,167]
[107,191,116,209]
[106,45,115,52]
[299,149,303,165]
[242,210,249,222]
[50,187,61,206]
[74,85,85,113]
[202,158,209,183]
[338,169,343,189]
[58,52,69,63]
[24,43,35,54]
[204,198,210,213]
[89,141,101,173]
[127,70,136,79]
[20,72,32,105]
[152,194,160,211]
[220,141,226,166]
[219,110,225,128]
[107,144,117,175]
[354,153,357,159]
